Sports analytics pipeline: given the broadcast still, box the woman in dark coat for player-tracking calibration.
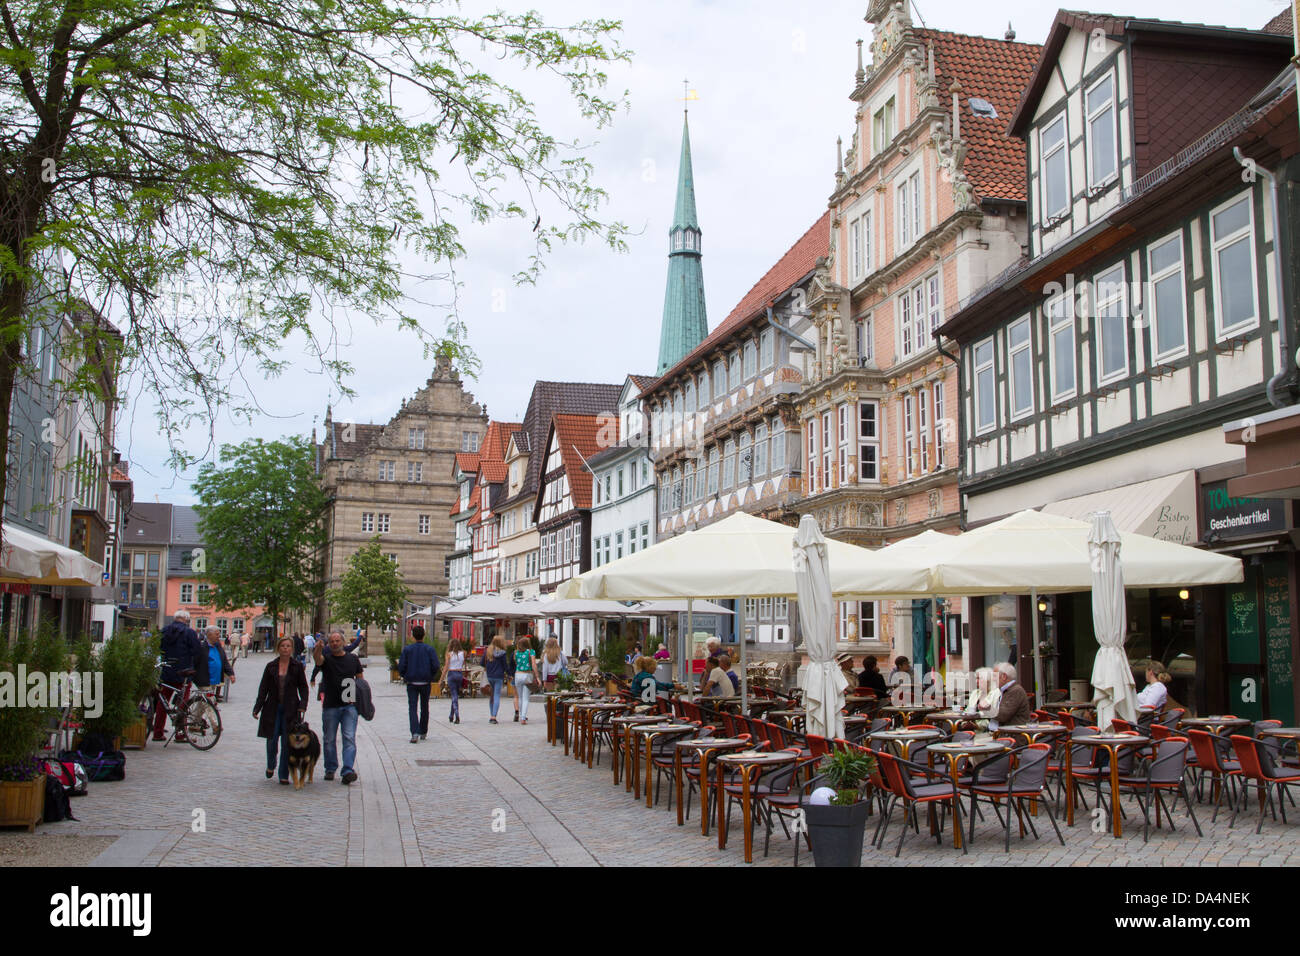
[253,635,309,784]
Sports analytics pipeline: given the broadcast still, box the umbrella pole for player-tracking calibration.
[739,597,748,713]
[686,599,694,701]
[1031,587,1044,709]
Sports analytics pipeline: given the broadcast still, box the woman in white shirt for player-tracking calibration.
[964,667,1002,722]
[539,637,568,688]
[1135,663,1170,712]
[445,639,465,724]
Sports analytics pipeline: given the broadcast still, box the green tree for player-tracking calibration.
[329,536,411,637]
[192,436,328,643]
[0,1,630,524]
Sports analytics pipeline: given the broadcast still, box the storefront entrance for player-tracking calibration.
[1224,555,1294,724]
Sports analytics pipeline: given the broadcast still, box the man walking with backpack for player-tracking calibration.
[398,626,441,744]
[313,630,363,784]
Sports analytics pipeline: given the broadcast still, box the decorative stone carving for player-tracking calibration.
[928,489,941,519]
[895,500,908,526]
[860,502,883,528]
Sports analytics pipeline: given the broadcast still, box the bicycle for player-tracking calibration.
[146,668,223,751]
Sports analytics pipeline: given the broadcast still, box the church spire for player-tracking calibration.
[656,111,708,375]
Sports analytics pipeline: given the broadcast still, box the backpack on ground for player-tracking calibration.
[63,749,125,782]
[42,759,89,796]
[43,774,75,822]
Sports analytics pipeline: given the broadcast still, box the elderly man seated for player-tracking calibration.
[990,662,1032,729]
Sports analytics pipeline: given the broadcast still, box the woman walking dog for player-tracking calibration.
[253,636,310,784]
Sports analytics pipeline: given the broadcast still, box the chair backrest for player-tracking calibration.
[681,701,702,722]
[1111,718,1135,734]
[1054,712,1077,730]
[1146,737,1190,785]
[1186,728,1228,772]
[971,746,1014,786]
[1150,723,1172,741]
[869,717,892,734]
[1162,708,1186,727]
[765,722,788,749]
[1070,727,1106,769]
[806,734,830,759]
[1229,734,1267,782]
[1255,720,1285,762]
[876,752,913,800]
[718,712,739,737]
[951,730,976,743]
[670,697,685,719]
[1009,743,1051,793]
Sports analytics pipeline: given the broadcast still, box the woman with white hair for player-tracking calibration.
[964,667,1002,723]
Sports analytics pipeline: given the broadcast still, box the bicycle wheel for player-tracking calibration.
[182,697,223,750]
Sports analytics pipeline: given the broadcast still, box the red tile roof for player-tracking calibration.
[479,461,508,484]
[454,452,480,474]
[480,420,521,465]
[650,211,831,391]
[912,28,1041,203]
[1263,9,1293,34]
[628,374,658,393]
[449,482,480,518]
[551,413,618,510]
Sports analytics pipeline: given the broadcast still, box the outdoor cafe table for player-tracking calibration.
[927,740,1008,850]
[544,692,587,746]
[844,714,872,732]
[612,714,669,787]
[843,695,883,714]
[716,749,799,863]
[1258,726,1300,740]
[558,698,601,757]
[1070,733,1151,838]
[928,710,974,733]
[674,737,750,833]
[767,709,806,732]
[882,704,941,727]
[1042,700,1096,717]
[996,723,1069,745]
[633,723,699,807]
[1179,716,1252,736]
[869,727,943,760]
[746,699,783,719]
[575,702,628,767]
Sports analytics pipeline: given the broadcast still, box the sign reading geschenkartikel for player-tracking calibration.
[1202,480,1289,540]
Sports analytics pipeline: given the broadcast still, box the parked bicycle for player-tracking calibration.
[146,667,223,750]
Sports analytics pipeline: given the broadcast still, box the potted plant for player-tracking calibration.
[80,631,159,753]
[0,626,69,829]
[596,635,626,695]
[383,638,403,682]
[804,748,878,867]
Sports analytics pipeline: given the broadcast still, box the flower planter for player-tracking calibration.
[0,775,46,832]
[806,800,872,867]
[121,717,149,750]
[389,667,401,683]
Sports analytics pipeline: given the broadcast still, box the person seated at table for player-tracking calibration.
[578,648,590,665]
[1135,661,1171,711]
[857,656,888,698]
[703,654,735,698]
[698,639,723,695]
[725,658,742,694]
[962,666,1002,732]
[991,662,1031,728]
[630,656,673,700]
[653,643,671,661]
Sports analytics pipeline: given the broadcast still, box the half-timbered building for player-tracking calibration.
[940,9,1298,720]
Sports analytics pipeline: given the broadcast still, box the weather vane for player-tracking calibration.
[681,78,699,113]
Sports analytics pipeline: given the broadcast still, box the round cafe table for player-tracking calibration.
[927,710,975,733]
[610,714,667,787]
[767,709,806,733]
[926,740,1007,850]
[1071,734,1150,837]
[1042,700,1095,716]
[673,737,749,833]
[1179,716,1252,736]
[578,702,631,768]
[996,723,1069,745]
[1258,726,1300,740]
[843,714,872,732]
[633,723,698,807]
[843,695,882,714]
[716,750,798,863]
[869,727,943,760]
[883,704,940,727]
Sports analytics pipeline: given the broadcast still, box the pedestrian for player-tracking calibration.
[154,610,203,741]
[312,630,364,784]
[253,636,308,785]
[240,632,250,659]
[482,635,513,725]
[513,635,539,725]
[445,638,465,724]
[310,631,362,694]
[292,632,306,663]
[304,631,317,660]
[539,637,567,689]
[198,625,236,702]
[398,625,441,743]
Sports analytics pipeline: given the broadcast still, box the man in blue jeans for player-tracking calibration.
[397,625,440,743]
[313,629,363,784]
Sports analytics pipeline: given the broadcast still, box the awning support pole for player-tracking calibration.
[1031,587,1044,708]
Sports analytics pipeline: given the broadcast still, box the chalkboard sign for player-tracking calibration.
[1262,557,1294,725]
[1225,566,1260,665]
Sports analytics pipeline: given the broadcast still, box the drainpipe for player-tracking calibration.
[1234,148,1294,408]
[932,330,965,530]
[765,305,816,351]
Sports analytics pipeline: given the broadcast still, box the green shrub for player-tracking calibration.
[819,749,877,806]
[83,631,157,740]
[0,624,70,780]
[383,637,403,671]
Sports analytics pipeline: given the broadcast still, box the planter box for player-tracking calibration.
[806,800,872,867]
[121,718,149,750]
[389,668,401,683]
[71,735,122,752]
[0,775,46,832]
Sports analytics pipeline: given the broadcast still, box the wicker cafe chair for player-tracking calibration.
[681,734,760,826]
[1186,729,1243,821]
[875,751,967,858]
[650,722,709,810]
[1117,736,1201,843]
[1255,720,1300,777]
[1229,735,1300,834]
[966,743,1064,852]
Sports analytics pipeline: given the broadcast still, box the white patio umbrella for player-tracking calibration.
[1089,512,1138,731]
[793,516,844,740]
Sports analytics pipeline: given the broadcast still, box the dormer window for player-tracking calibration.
[872,97,896,154]
[1040,115,1069,220]
[1086,74,1117,189]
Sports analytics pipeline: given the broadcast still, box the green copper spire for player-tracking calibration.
[657,113,708,375]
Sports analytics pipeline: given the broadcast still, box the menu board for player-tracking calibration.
[1262,558,1294,725]
[1225,566,1260,665]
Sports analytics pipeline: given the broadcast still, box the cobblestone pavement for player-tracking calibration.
[22,669,1300,866]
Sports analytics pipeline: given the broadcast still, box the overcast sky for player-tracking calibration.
[119,0,1289,504]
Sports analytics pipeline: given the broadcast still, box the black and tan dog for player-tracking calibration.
[287,719,321,790]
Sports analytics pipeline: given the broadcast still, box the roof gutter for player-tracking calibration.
[1234,147,1295,409]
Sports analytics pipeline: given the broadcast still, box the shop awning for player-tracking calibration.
[0,523,105,586]
[1040,470,1198,544]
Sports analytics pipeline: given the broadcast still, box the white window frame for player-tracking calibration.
[856,314,873,364]
[903,394,916,478]
[1095,263,1128,384]
[973,337,997,435]
[837,404,851,487]
[754,423,768,478]
[361,512,375,533]
[933,381,946,468]
[1148,231,1188,361]
[377,513,390,534]
[1085,72,1118,189]
[770,418,785,474]
[897,170,922,251]
[1040,114,1069,221]
[1047,293,1077,403]
[180,583,193,604]
[760,329,774,371]
[1209,191,1259,339]
[1007,316,1034,420]
[918,388,930,473]
[806,420,818,495]
[899,291,913,358]
[418,514,430,535]
[857,401,879,483]
[873,97,896,154]
[820,411,832,490]
[407,461,422,483]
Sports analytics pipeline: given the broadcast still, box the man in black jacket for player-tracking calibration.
[154,610,204,740]
[398,626,441,743]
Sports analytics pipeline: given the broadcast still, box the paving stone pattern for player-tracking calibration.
[44,672,1300,867]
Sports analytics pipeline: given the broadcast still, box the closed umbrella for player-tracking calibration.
[1089,512,1138,731]
[793,516,844,740]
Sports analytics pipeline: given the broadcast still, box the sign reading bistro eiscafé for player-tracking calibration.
[1202,480,1289,540]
